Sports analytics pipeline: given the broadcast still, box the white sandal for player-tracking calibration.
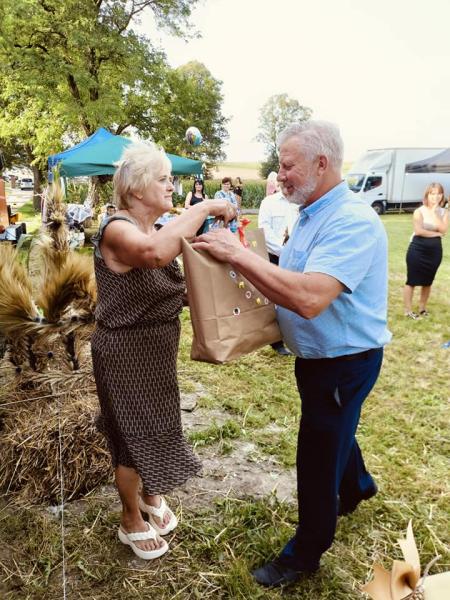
[139,496,178,536]
[118,522,169,560]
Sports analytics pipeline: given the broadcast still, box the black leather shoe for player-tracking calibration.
[338,482,378,516]
[275,346,293,356]
[252,557,318,588]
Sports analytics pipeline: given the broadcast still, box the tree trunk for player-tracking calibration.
[32,165,45,211]
[87,177,101,210]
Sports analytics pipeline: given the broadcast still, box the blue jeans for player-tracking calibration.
[281,348,383,569]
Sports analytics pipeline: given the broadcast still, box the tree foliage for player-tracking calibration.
[156,61,228,168]
[0,0,228,189]
[259,150,280,180]
[256,93,312,178]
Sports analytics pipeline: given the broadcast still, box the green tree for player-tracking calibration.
[260,150,280,181]
[155,61,229,170]
[256,93,312,178]
[0,1,227,204]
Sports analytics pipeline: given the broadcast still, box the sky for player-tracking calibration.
[141,0,450,163]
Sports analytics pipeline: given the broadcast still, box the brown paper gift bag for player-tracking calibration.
[181,228,281,364]
[362,520,449,600]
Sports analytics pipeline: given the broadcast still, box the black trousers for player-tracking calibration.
[281,348,383,569]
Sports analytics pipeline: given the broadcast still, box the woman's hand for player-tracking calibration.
[202,200,237,226]
[192,228,244,263]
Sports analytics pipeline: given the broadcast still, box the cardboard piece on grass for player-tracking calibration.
[182,228,281,364]
[362,520,449,600]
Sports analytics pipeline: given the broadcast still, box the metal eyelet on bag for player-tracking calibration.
[264,298,269,305]
[233,307,241,316]
[229,271,236,279]
[245,291,252,299]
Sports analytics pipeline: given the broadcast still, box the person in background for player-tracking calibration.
[214,177,239,232]
[266,171,279,196]
[173,176,183,197]
[193,120,391,589]
[104,203,117,221]
[184,179,208,209]
[233,176,244,210]
[90,141,236,562]
[258,188,299,355]
[184,179,209,235]
[403,183,448,318]
[98,203,116,226]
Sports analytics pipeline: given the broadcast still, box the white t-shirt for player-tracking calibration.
[258,192,299,256]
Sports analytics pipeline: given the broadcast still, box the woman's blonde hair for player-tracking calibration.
[423,182,444,207]
[113,141,172,209]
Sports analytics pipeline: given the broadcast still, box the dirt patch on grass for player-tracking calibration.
[178,399,296,509]
[176,441,296,510]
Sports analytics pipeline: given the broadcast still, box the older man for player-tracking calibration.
[193,120,391,588]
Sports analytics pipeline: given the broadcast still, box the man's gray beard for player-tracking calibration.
[287,177,317,208]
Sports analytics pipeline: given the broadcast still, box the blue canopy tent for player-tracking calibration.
[48,128,203,177]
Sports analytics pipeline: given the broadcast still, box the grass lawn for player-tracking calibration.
[0,214,449,599]
[16,199,42,234]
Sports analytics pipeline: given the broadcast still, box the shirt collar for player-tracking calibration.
[300,181,349,221]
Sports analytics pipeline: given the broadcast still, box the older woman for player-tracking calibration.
[91,142,235,560]
[403,182,448,318]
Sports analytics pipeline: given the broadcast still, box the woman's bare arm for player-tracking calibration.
[102,201,236,270]
[435,208,449,235]
[412,210,442,237]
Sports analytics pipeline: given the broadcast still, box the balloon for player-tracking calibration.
[185,126,202,146]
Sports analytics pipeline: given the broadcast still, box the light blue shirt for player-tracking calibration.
[214,189,239,232]
[277,181,391,358]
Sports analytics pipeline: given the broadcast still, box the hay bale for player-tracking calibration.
[0,390,112,504]
[0,333,5,360]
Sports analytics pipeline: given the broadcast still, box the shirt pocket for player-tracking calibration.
[289,249,308,272]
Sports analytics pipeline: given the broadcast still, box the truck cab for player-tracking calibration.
[346,171,387,214]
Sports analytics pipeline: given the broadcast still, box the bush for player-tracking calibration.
[64,178,268,210]
[65,181,114,208]
[241,181,266,208]
[260,151,279,179]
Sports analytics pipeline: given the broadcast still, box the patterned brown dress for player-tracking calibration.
[91,216,201,494]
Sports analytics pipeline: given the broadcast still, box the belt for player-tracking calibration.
[300,348,382,362]
[339,348,381,361]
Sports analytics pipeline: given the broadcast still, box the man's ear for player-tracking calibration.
[317,155,328,175]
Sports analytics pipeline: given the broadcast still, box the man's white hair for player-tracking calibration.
[113,141,171,209]
[277,120,344,170]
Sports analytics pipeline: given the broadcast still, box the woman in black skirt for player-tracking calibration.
[403,183,449,318]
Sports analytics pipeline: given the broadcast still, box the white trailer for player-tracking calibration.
[345,148,450,213]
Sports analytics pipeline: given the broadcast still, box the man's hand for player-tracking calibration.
[192,228,245,263]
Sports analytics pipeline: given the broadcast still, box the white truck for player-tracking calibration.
[345,148,450,214]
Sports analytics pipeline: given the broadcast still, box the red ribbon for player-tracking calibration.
[238,218,251,247]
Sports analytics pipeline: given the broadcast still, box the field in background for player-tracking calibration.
[212,162,262,181]
[212,161,353,181]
